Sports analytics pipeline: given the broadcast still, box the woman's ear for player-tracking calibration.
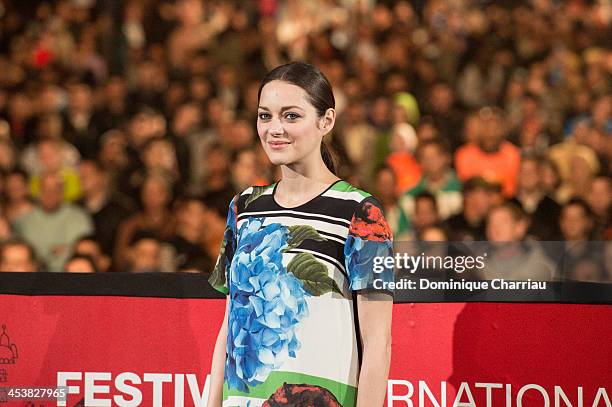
[319,108,336,135]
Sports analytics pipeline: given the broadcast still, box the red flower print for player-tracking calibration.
[263,383,343,407]
[349,201,392,242]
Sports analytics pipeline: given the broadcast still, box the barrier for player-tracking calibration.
[0,273,610,406]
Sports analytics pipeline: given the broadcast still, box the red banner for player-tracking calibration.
[0,294,610,406]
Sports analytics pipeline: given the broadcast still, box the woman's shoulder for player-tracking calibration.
[325,180,383,209]
[238,182,277,197]
[231,182,278,211]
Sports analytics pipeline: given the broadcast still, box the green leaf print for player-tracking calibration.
[244,185,268,209]
[287,253,343,296]
[208,228,228,289]
[285,225,327,250]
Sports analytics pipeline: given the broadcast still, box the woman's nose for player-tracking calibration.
[268,117,284,135]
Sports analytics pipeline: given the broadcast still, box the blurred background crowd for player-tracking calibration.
[0,0,609,280]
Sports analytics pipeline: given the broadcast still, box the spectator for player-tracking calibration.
[486,203,529,243]
[419,224,449,242]
[558,199,605,281]
[62,81,102,159]
[140,137,183,195]
[512,154,561,240]
[200,142,237,202]
[73,236,111,273]
[336,103,377,186]
[78,159,134,256]
[548,120,601,202]
[385,123,421,195]
[96,77,130,132]
[560,198,595,242]
[64,254,98,273]
[171,102,204,190]
[399,138,462,224]
[4,92,34,148]
[484,203,556,281]
[126,231,162,273]
[455,107,521,197]
[231,148,268,191]
[98,129,130,174]
[162,196,213,273]
[587,176,611,240]
[26,138,82,203]
[373,165,407,239]
[12,172,94,272]
[19,115,80,173]
[424,82,463,151]
[3,169,34,223]
[444,177,495,241]
[539,158,563,201]
[412,192,441,239]
[0,239,38,272]
[120,107,167,197]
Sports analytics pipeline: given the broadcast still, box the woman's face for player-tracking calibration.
[257,80,329,168]
[141,177,169,210]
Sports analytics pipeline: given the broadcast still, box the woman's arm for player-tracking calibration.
[355,292,393,407]
[207,297,230,407]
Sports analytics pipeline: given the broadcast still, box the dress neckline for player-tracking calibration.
[271,179,343,210]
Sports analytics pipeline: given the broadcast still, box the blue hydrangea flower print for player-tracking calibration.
[344,236,394,291]
[225,217,309,393]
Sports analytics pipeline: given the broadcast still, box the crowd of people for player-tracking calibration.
[0,0,609,280]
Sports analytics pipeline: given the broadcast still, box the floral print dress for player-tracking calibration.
[209,180,394,406]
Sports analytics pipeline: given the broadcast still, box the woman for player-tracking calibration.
[207,62,394,406]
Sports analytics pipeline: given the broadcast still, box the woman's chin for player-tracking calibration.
[270,159,289,166]
[267,154,292,166]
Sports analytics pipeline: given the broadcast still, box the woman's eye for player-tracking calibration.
[285,113,300,120]
[258,112,271,120]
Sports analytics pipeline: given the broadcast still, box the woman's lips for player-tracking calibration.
[268,141,291,150]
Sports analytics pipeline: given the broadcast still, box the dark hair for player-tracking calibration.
[416,138,451,158]
[75,234,100,245]
[6,168,29,182]
[462,176,496,194]
[562,198,594,220]
[489,201,527,222]
[258,62,338,174]
[414,191,438,210]
[129,230,160,247]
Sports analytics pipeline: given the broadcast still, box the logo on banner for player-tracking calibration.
[0,325,18,365]
[0,324,19,404]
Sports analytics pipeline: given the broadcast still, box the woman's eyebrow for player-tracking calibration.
[258,105,305,111]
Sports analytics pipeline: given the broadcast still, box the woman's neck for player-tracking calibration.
[278,155,338,190]
[275,160,340,207]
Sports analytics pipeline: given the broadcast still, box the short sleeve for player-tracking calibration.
[208,195,238,294]
[344,196,395,293]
